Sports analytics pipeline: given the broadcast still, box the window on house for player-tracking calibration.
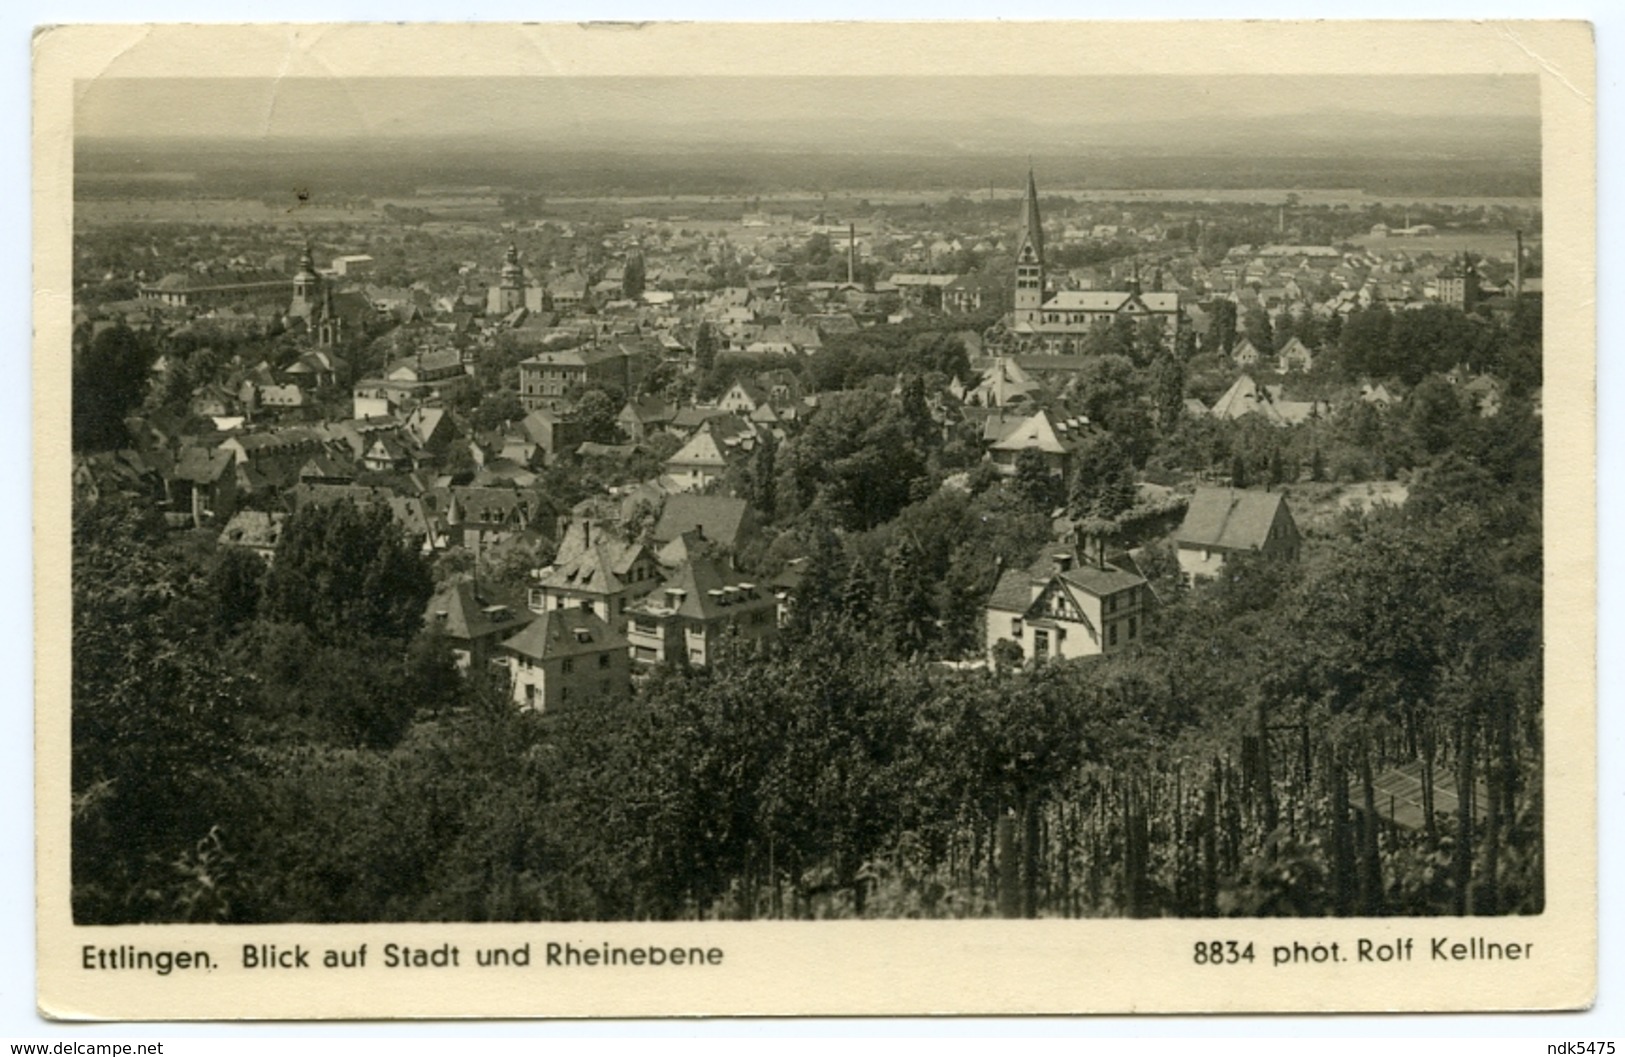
[598,653,611,669]
[562,658,574,674]
[1128,616,1138,640]
[1011,618,1023,637]
[561,687,570,702]
[1108,623,1118,647]
[1034,629,1049,662]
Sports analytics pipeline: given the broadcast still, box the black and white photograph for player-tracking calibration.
[34,20,1597,1018]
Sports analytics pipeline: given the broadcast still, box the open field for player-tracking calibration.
[1346,230,1536,256]
[74,181,1542,230]
[75,197,387,226]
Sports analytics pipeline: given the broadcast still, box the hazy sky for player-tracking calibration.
[76,75,1539,142]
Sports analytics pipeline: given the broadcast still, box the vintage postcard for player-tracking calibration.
[34,21,1596,1018]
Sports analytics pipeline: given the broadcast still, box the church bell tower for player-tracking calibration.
[290,243,321,321]
[1013,167,1046,326]
[498,243,525,314]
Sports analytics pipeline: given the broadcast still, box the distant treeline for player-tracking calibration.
[74,143,1542,201]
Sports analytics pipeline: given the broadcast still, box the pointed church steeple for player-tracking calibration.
[1013,166,1047,327]
[315,281,342,347]
[1019,166,1044,264]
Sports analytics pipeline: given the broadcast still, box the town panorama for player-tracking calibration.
[70,93,1543,924]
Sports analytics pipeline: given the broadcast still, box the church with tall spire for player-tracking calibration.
[1014,167,1047,326]
[1009,168,1182,353]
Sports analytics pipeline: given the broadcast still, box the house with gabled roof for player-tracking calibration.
[986,406,1089,480]
[171,446,238,527]
[1360,382,1397,409]
[719,381,770,415]
[519,406,585,458]
[1276,336,1315,373]
[665,426,730,492]
[1209,374,1323,426]
[362,432,414,473]
[1230,337,1265,368]
[624,555,778,668]
[965,356,1041,408]
[298,454,355,487]
[281,348,347,389]
[403,405,454,452]
[757,369,804,407]
[666,405,725,431]
[655,527,723,570]
[501,608,630,712]
[1174,487,1300,586]
[442,485,542,555]
[528,519,663,631]
[985,547,1150,664]
[425,578,535,672]
[616,397,677,442]
[652,494,755,555]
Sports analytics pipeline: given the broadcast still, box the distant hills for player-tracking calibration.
[75,110,1541,199]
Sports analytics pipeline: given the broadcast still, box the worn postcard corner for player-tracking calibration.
[36,19,1595,1020]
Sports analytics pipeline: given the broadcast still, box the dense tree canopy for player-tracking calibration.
[261,501,433,646]
[73,324,154,451]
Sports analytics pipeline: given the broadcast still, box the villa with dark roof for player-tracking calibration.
[625,555,778,668]
[528,519,662,631]
[500,608,630,712]
[1174,487,1300,586]
[425,579,534,672]
[985,547,1150,664]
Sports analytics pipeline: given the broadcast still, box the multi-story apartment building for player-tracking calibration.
[625,555,778,668]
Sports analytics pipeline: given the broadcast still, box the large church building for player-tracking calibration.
[1010,169,1182,353]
